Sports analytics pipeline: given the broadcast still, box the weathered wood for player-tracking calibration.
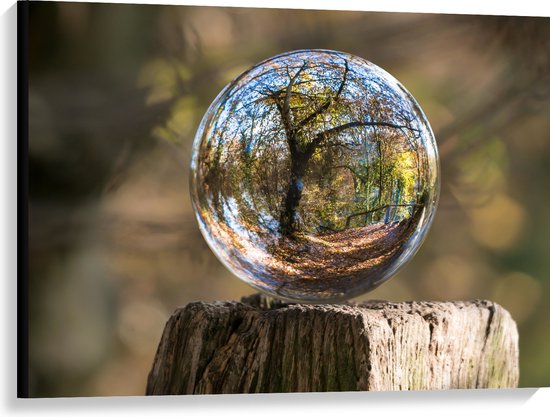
[146,294,519,395]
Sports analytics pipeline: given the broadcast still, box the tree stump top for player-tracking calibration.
[147,294,519,395]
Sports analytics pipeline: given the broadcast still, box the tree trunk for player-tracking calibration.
[146,294,519,395]
[279,154,308,236]
[377,140,383,221]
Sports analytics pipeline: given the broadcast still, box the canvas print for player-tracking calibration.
[23,0,550,397]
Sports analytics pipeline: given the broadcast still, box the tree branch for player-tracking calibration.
[334,60,349,100]
[304,120,419,159]
[321,121,420,138]
[261,87,295,152]
[296,60,349,130]
[345,203,423,228]
[333,164,368,182]
[283,63,307,126]
[261,64,307,155]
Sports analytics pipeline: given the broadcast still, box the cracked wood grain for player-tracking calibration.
[146,294,518,395]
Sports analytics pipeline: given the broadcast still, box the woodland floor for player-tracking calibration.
[203,208,418,298]
[243,219,417,297]
[268,221,412,277]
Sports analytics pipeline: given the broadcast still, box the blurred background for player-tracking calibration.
[27,1,550,397]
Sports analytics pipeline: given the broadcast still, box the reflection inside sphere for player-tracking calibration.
[190,50,439,302]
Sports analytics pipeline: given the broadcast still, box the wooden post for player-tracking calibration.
[146,294,519,395]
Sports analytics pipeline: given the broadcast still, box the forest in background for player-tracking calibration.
[27,2,550,396]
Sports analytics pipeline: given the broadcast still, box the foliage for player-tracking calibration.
[194,51,436,240]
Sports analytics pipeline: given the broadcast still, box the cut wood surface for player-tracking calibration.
[146,294,519,395]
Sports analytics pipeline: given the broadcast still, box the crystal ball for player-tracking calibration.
[190,49,439,302]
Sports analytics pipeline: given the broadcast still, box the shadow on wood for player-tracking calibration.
[146,294,519,395]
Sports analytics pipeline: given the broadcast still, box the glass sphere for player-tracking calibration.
[190,49,439,302]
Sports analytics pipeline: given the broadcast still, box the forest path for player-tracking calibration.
[269,220,412,281]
